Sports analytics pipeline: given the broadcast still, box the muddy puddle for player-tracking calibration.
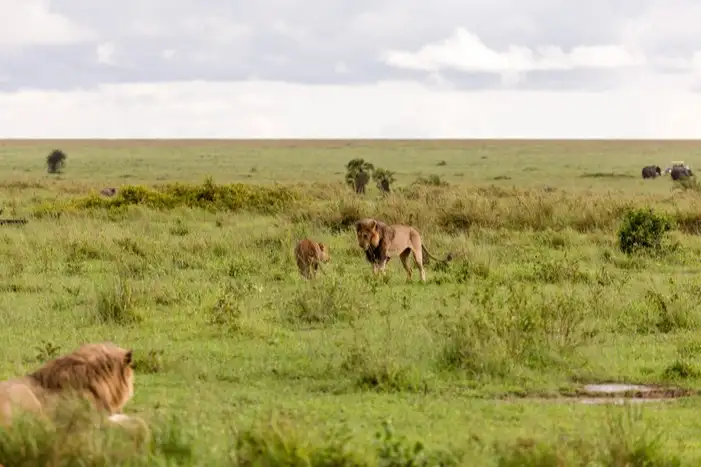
[578,383,692,400]
[500,383,695,405]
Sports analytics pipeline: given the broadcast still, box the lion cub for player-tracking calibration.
[294,238,330,279]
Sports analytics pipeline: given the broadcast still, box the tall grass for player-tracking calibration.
[0,407,684,466]
[27,178,701,236]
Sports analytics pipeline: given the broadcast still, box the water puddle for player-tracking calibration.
[577,383,692,401]
[583,384,652,394]
[499,383,694,405]
[577,397,667,405]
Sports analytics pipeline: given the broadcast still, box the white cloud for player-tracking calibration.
[161,49,177,60]
[619,0,701,53]
[1,79,701,139]
[0,0,94,48]
[180,16,252,44]
[96,42,116,65]
[334,61,350,74]
[383,27,647,84]
[271,20,307,42]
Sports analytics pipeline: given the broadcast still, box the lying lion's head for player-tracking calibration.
[317,243,330,262]
[29,342,135,414]
[355,218,381,250]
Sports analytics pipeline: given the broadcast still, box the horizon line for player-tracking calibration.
[2,138,701,142]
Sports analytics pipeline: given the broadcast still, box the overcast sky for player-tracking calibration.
[0,0,700,138]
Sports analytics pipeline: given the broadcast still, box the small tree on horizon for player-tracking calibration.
[345,158,374,194]
[373,168,395,194]
[46,149,67,174]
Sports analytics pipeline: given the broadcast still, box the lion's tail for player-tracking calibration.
[421,245,452,265]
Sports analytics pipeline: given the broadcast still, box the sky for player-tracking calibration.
[0,0,700,138]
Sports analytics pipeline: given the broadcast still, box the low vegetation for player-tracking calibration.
[46,148,67,174]
[1,139,701,465]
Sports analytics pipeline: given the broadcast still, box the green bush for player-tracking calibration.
[618,208,672,255]
[34,177,299,217]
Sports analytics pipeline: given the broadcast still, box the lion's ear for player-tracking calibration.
[124,350,133,365]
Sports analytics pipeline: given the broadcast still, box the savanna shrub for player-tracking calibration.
[93,276,142,325]
[617,208,672,255]
[232,418,366,466]
[206,281,258,333]
[434,282,595,376]
[46,149,67,174]
[374,419,463,466]
[342,344,425,393]
[285,276,372,327]
[48,178,299,215]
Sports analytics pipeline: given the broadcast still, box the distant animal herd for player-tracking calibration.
[642,161,694,180]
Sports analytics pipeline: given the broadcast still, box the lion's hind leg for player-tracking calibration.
[411,247,426,282]
[296,255,311,279]
[399,249,414,281]
[309,259,320,279]
[0,382,43,427]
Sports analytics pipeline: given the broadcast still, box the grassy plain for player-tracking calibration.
[2,139,701,465]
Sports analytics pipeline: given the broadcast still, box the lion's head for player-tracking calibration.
[28,342,135,415]
[355,218,381,250]
[317,242,330,262]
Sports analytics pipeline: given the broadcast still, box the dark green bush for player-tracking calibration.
[617,208,672,255]
[46,149,67,174]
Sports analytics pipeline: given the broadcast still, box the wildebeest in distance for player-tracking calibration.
[641,165,662,179]
[670,166,693,181]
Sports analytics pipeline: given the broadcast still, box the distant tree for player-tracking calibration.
[46,149,67,174]
[373,168,395,194]
[354,169,370,194]
[345,158,374,194]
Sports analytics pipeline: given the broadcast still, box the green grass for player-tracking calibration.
[2,139,701,465]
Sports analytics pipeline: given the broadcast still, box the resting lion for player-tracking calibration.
[294,238,330,279]
[355,218,451,282]
[0,342,136,428]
